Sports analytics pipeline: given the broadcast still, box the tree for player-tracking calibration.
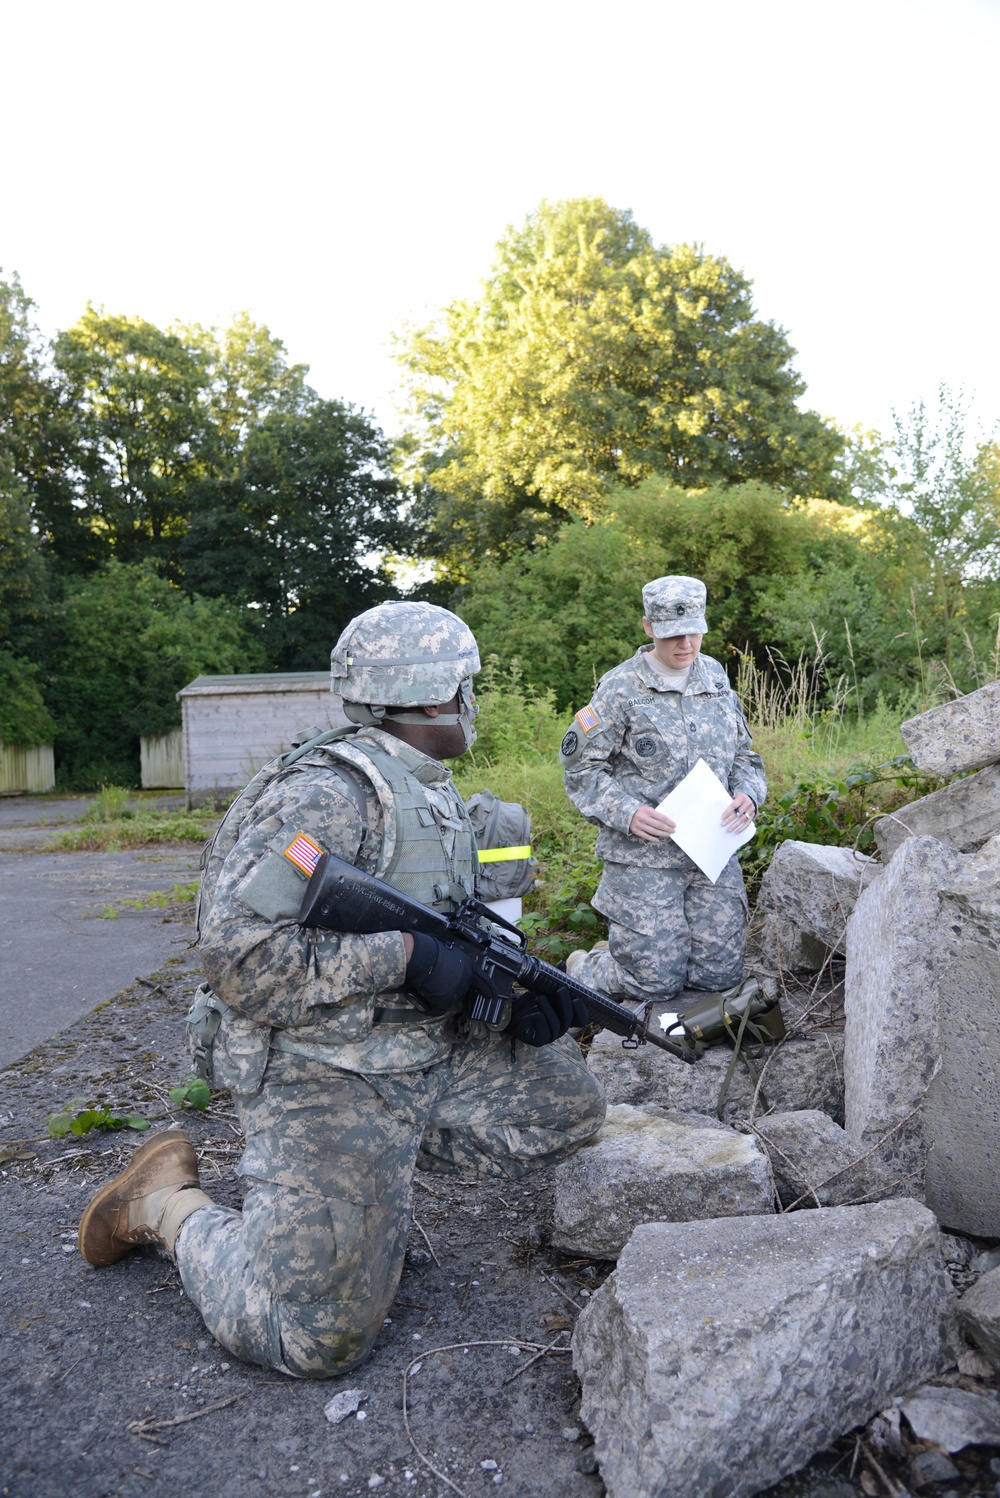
[398,199,845,570]
[458,480,863,710]
[49,561,266,786]
[182,398,411,668]
[52,308,213,572]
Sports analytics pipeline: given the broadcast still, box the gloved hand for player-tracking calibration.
[507,985,589,1047]
[404,931,475,1016]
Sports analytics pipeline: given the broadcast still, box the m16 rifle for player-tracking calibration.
[298,852,695,1062]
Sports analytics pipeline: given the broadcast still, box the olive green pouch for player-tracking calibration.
[663,978,785,1119]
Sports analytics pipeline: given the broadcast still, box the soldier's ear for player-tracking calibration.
[641,617,655,640]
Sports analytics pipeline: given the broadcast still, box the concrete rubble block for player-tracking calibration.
[758,840,881,954]
[752,1109,899,1208]
[573,1200,958,1498]
[551,1104,775,1258]
[899,1382,1000,1451]
[873,763,1000,862]
[900,679,1000,776]
[757,911,828,973]
[588,1019,845,1124]
[958,1264,1000,1364]
[845,834,1000,1234]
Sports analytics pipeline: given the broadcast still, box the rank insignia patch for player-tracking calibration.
[283,833,324,877]
[575,705,600,733]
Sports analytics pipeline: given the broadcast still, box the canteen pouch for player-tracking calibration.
[671,978,785,1052]
[663,977,785,1120]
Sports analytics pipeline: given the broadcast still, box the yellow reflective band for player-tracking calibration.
[476,845,532,863]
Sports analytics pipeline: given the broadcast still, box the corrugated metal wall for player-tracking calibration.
[0,744,55,794]
[140,729,184,788]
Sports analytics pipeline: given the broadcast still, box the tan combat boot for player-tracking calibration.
[78,1129,213,1266]
[565,940,609,979]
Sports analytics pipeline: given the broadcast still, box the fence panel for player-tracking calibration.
[141,729,184,788]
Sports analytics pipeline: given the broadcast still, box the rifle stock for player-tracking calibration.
[299,852,694,1063]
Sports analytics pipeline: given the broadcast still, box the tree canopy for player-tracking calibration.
[398,198,846,570]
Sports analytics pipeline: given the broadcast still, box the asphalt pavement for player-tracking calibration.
[0,795,202,1067]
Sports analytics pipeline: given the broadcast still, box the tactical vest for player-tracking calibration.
[197,724,477,937]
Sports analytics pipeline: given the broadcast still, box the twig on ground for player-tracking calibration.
[411,1214,441,1268]
[413,1175,442,1198]
[502,1331,571,1385]
[127,1391,245,1442]
[402,1340,560,1498]
[540,1270,582,1314]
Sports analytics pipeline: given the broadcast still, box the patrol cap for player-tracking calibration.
[641,575,708,638]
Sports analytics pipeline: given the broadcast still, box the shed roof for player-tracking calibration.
[177,671,332,700]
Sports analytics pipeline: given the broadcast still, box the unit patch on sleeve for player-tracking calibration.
[283,833,324,878]
[560,729,579,758]
[575,705,601,733]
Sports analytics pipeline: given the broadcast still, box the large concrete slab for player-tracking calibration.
[873,763,1000,861]
[758,840,880,953]
[0,848,200,1067]
[901,680,1000,775]
[551,1105,774,1257]
[574,1200,957,1498]
[844,834,1000,1234]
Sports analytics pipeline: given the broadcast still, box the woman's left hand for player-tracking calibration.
[721,794,755,834]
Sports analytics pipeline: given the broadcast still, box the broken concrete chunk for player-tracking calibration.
[551,1104,774,1258]
[758,840,881,953]
[752,1109,898,1208]
[899,1382,1000,1451]
[573,1200,957,1498]
[958,1264,1000,1364]
[874,762,1000,862]
[757,910,829,972]
[844,833,1000,1235]
[900,680,1000,776]
[588,1020,844,1123]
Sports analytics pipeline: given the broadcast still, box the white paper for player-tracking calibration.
[657,1011,679,1033]
[654,758,755,884]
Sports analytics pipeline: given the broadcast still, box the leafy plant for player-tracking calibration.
[740,754,944,886]
[167,1076,211,1111]
[86,783,133,821]
[47,1101,150,1137]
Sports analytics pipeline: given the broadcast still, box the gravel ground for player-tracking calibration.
[2,911,998,1498]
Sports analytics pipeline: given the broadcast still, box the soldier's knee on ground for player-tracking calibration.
[177,1180,404,1379]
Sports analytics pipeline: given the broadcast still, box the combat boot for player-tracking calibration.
[565,940,609,979]
[78,1129,213,1266]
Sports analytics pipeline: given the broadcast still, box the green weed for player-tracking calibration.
[46,1101,150,1137]
[167,1076,211,1111]
[55,814,215,852]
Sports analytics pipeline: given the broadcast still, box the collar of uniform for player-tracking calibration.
[355,724,454,785]
[633,646,719,696]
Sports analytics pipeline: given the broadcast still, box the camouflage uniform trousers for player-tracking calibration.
[175,1031,605,1379]
[571,857,748,1003]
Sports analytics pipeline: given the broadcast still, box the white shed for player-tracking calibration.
[177,671,349,808]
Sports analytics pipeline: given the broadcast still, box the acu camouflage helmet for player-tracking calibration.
[331,601,481,743]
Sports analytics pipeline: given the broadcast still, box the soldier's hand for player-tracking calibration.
[507,985,589,1047]
[721,794,755,833]
[629,805,676,841]
[404,932,475,1015]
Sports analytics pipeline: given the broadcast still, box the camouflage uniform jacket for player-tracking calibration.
[198,727,474,1076]
[561,647,767,870]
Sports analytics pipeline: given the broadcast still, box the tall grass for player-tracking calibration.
[455,648,946,951]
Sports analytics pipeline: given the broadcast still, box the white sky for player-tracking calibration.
[3,0,999,445]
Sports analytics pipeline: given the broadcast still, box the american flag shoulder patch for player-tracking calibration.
[575,705,600,733]
[283,833,324,877]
